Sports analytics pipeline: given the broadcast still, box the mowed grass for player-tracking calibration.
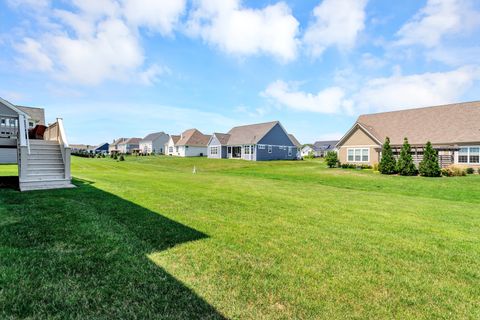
[1,156,480,319]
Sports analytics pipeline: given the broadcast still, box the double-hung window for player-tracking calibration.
[459,146,480,164]
[210,147,218,155]
[347,148,369,162]
[268,145,272,153]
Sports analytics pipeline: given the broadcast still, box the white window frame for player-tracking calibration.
[268,145,272,154]
[457,146,480,164]
[288,147,292,156]
[347,148,369,163]
[210,146,219,155]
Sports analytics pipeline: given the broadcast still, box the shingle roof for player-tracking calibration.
[212,133,231,145]
[170,135,180,144]
[119,137,141,145]
[226,121,279,145]
[176,129,210,146]
[141,132,167,142]
[17,106,46,125]
[313,140,338,150]
[355,101,480,146]
[112,138,128,146]
[288,134,301,147]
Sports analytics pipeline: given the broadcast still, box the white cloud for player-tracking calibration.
[123,0,186,35]
[14,38,53,71]
[262,80,353,114]
[354,66,480,112]
[12,0,181,85]
[186,0,299,61]
[7,0,50,10]
[263,66,480,115]
[303,0,368,57]
[395,0,480,47]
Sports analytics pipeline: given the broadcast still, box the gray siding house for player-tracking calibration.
[207,121,298,161]
[140,132,169,154]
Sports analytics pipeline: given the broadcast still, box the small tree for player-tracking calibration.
[379,137,396,174]
[325,151,338,168]
[419,141,441,177]
[396,137,417,176]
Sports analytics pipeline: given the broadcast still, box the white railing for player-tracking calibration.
[45,118,71,180]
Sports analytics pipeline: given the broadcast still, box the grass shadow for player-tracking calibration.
[0,175,18,190]
[0,179,226,319]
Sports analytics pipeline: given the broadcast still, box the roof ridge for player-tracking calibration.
[358,100,480,119]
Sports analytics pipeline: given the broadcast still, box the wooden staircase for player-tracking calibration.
[19,140,74,191]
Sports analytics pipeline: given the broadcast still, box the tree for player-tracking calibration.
[419,141,441,177]
[379,137,397,174]
[325,151,338,168]
[396,137,417,176]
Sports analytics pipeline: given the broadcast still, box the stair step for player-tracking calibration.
[28,154,63,160]
[30,145,61,151]
[28,151,63,156]
[28,163,64,168]
[28,168,64,174]
[29,140,59,145]
[19,179,75,191]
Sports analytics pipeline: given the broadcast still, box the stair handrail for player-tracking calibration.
[56,118,69,148]
[17,114,30,154]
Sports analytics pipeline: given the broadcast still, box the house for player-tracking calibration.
[93,142,109,154]
[288,134,302,159]
[71,144,95,153]
[166,129,210,157]
[313,140,338,157]
[165,135,180,156]
[109,138,127,154]
[0,97,73,191]
[336,101,480,168]
[117,138,141,154]
[207,121,298,161]
[139,132,169,154]
[300,145,316,157]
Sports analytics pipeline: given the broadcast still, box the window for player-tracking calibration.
[288,147,292,156]
[210,147,218,155]
[347,149,354,161]
[258,145,266,150]
[175,146,179,152]
[169,146,173,153]
[244,145,251,155]
[459,146,480,164]
[347,148,369,163]
[268,145,272,153]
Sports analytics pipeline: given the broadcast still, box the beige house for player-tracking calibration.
[336,101,480,168]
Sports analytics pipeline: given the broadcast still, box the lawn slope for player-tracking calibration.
[1,156,479,319]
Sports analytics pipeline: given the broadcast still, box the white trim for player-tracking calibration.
[339,144,379,148]
[456,146,480,165]
[0,97,29,118]
[336,122,382,148]
[346,147,370,163]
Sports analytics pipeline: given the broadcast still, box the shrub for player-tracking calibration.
[478,168,480,174]
[379,137,396,174]
[418,141,441,177]
[119,155,125,161]
[466,167,475,174]
[441,166,466,177]
[325,151,338,168]
[113,154,118,160]
[372,163,379,172]
[396,138,417,176]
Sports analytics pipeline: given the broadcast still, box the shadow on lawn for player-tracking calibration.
[0,179,226,319]
[0,175,18,190]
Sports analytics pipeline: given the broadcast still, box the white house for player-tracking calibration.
[117,137,141,154]
[166,129,210,157]
[139,132,169,154]
[0,96,73,191]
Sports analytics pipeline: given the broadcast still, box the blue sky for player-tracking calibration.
[1,0,479,144]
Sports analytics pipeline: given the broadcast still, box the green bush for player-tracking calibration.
[119,155,125,161]
[372,163,379,172]
[478,168,480,174]
[303,151,315,160]
[396,138,417,176]
[466,167,475,174]
[325,151,338,168]
[113,154,118,160]
[379,137,396,174]
[418,141,441,177]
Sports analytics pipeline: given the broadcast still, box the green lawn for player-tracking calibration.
[1,156,479,319]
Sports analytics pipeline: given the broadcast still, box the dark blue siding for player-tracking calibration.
[258,123,295,146]
[256,145,297,161]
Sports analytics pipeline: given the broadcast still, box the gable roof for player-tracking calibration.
[176,129,210,146]
[345,101,480,146]
[211,133,231,145]
[170,135,180,144]
[119,137,141,145]
[141,132,167,142]
[226,121,279,145]
[288,134,301,147]
[17,106,45,125]
[112,138,128,146]
[0,97,29,117]
[313,140,338,151]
